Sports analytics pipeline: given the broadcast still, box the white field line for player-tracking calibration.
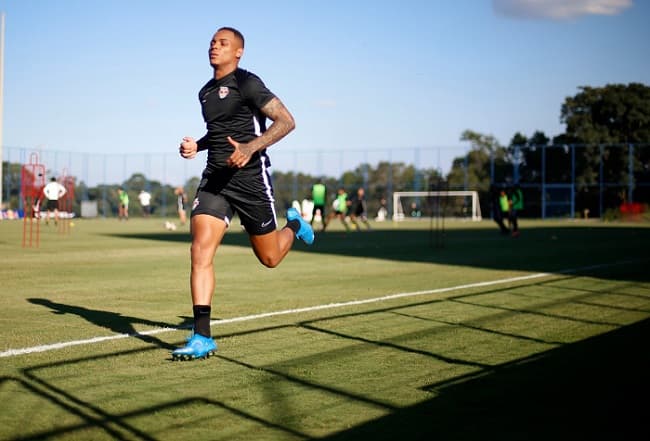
[0,260,640,358]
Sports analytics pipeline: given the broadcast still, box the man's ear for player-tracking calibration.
[236,47,244,59]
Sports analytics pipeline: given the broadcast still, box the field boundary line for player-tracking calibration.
[1,259,642,358]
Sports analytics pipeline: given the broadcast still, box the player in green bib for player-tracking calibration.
[498,188,510,232]
[323,187,351,232]
[336,192,348,215]
[311,181,327,229]
[510,184,523,237]
[117,187,129,221]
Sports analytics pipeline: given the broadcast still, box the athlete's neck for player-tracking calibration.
[213,64,238,80]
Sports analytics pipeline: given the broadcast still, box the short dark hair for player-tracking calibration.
[218,26,245,48]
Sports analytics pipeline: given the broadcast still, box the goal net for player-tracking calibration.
[392,191,482,221]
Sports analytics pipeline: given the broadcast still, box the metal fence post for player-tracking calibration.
[571,144,575,218]
[628,144,634,203]
[599,145,604,217]
[541,144,546,219]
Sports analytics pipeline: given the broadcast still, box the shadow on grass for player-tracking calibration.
[6,293,650,440]
[318,317,650,441]
[27,298,191,350]
[104,225,650,282]
[6,340,312,441]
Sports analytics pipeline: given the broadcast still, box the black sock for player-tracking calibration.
[193,305,211,337]
[286,219,300,233]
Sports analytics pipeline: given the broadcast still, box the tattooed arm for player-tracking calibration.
[226,97,296,168]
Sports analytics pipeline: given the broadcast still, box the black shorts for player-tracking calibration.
[191,167,277,235]
[312,204,325,216]
[46,199,59,211]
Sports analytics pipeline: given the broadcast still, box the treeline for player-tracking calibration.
[2,159,445,220]
[446,83,650,216]
[3,83,648,218]
[449,82,650,190]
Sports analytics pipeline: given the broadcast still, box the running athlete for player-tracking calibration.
[174,27,314,360]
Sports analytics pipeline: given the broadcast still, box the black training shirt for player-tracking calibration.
[196,68,276,172]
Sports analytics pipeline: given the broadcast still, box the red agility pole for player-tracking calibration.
[59,170,75,235]
[21,153,45,248]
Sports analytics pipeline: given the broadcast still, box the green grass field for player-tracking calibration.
[1,217,649,440]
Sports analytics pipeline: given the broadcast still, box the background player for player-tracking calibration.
[311,179,327,230]
[41,177,67,225]
[117,187,129,221]
[323,187,351,232]
[349,187,371,231]
[175,186,188,225]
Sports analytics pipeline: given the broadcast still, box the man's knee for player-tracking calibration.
[190,241,216,267]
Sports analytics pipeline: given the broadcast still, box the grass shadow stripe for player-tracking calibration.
[217,354,398,412]
[2,260,641,359]
[1,376,153,441]
[390,310,565,346]
[300,323,490,369]
[450,298,622,327]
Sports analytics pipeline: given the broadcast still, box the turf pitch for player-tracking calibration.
[1,217,649,440]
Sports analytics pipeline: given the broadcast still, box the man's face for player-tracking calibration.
[209,30,243,67]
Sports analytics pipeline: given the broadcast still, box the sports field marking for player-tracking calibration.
[0,260,641,359]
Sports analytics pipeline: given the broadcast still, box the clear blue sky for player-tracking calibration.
[1,0,649,177]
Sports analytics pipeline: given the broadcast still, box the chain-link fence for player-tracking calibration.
[2,143,649,220]
[488,144,650,219]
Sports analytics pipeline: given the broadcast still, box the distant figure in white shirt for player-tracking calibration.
[42,177,67,225]
[138,190,152,217]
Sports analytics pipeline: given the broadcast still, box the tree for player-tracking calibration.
[459,130,502,155]
[561,83,650,144]
[448,130,506,190]
[519,131,550,184]
[1,161,23,210]
[560,83,650,195]
[510,132,528,147]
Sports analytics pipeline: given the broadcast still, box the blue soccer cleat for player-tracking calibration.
[287,207,314,245]
[172,333,217,360]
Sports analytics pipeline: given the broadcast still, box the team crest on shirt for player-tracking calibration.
[218,86,229,99]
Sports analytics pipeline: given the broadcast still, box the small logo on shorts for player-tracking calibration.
[192,198,200,211]
[261,219,273,228]
[218,86,229,99]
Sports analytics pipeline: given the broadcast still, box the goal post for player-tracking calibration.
[392,190,482,221]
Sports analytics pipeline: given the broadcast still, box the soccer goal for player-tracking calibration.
[392,191,482,221]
